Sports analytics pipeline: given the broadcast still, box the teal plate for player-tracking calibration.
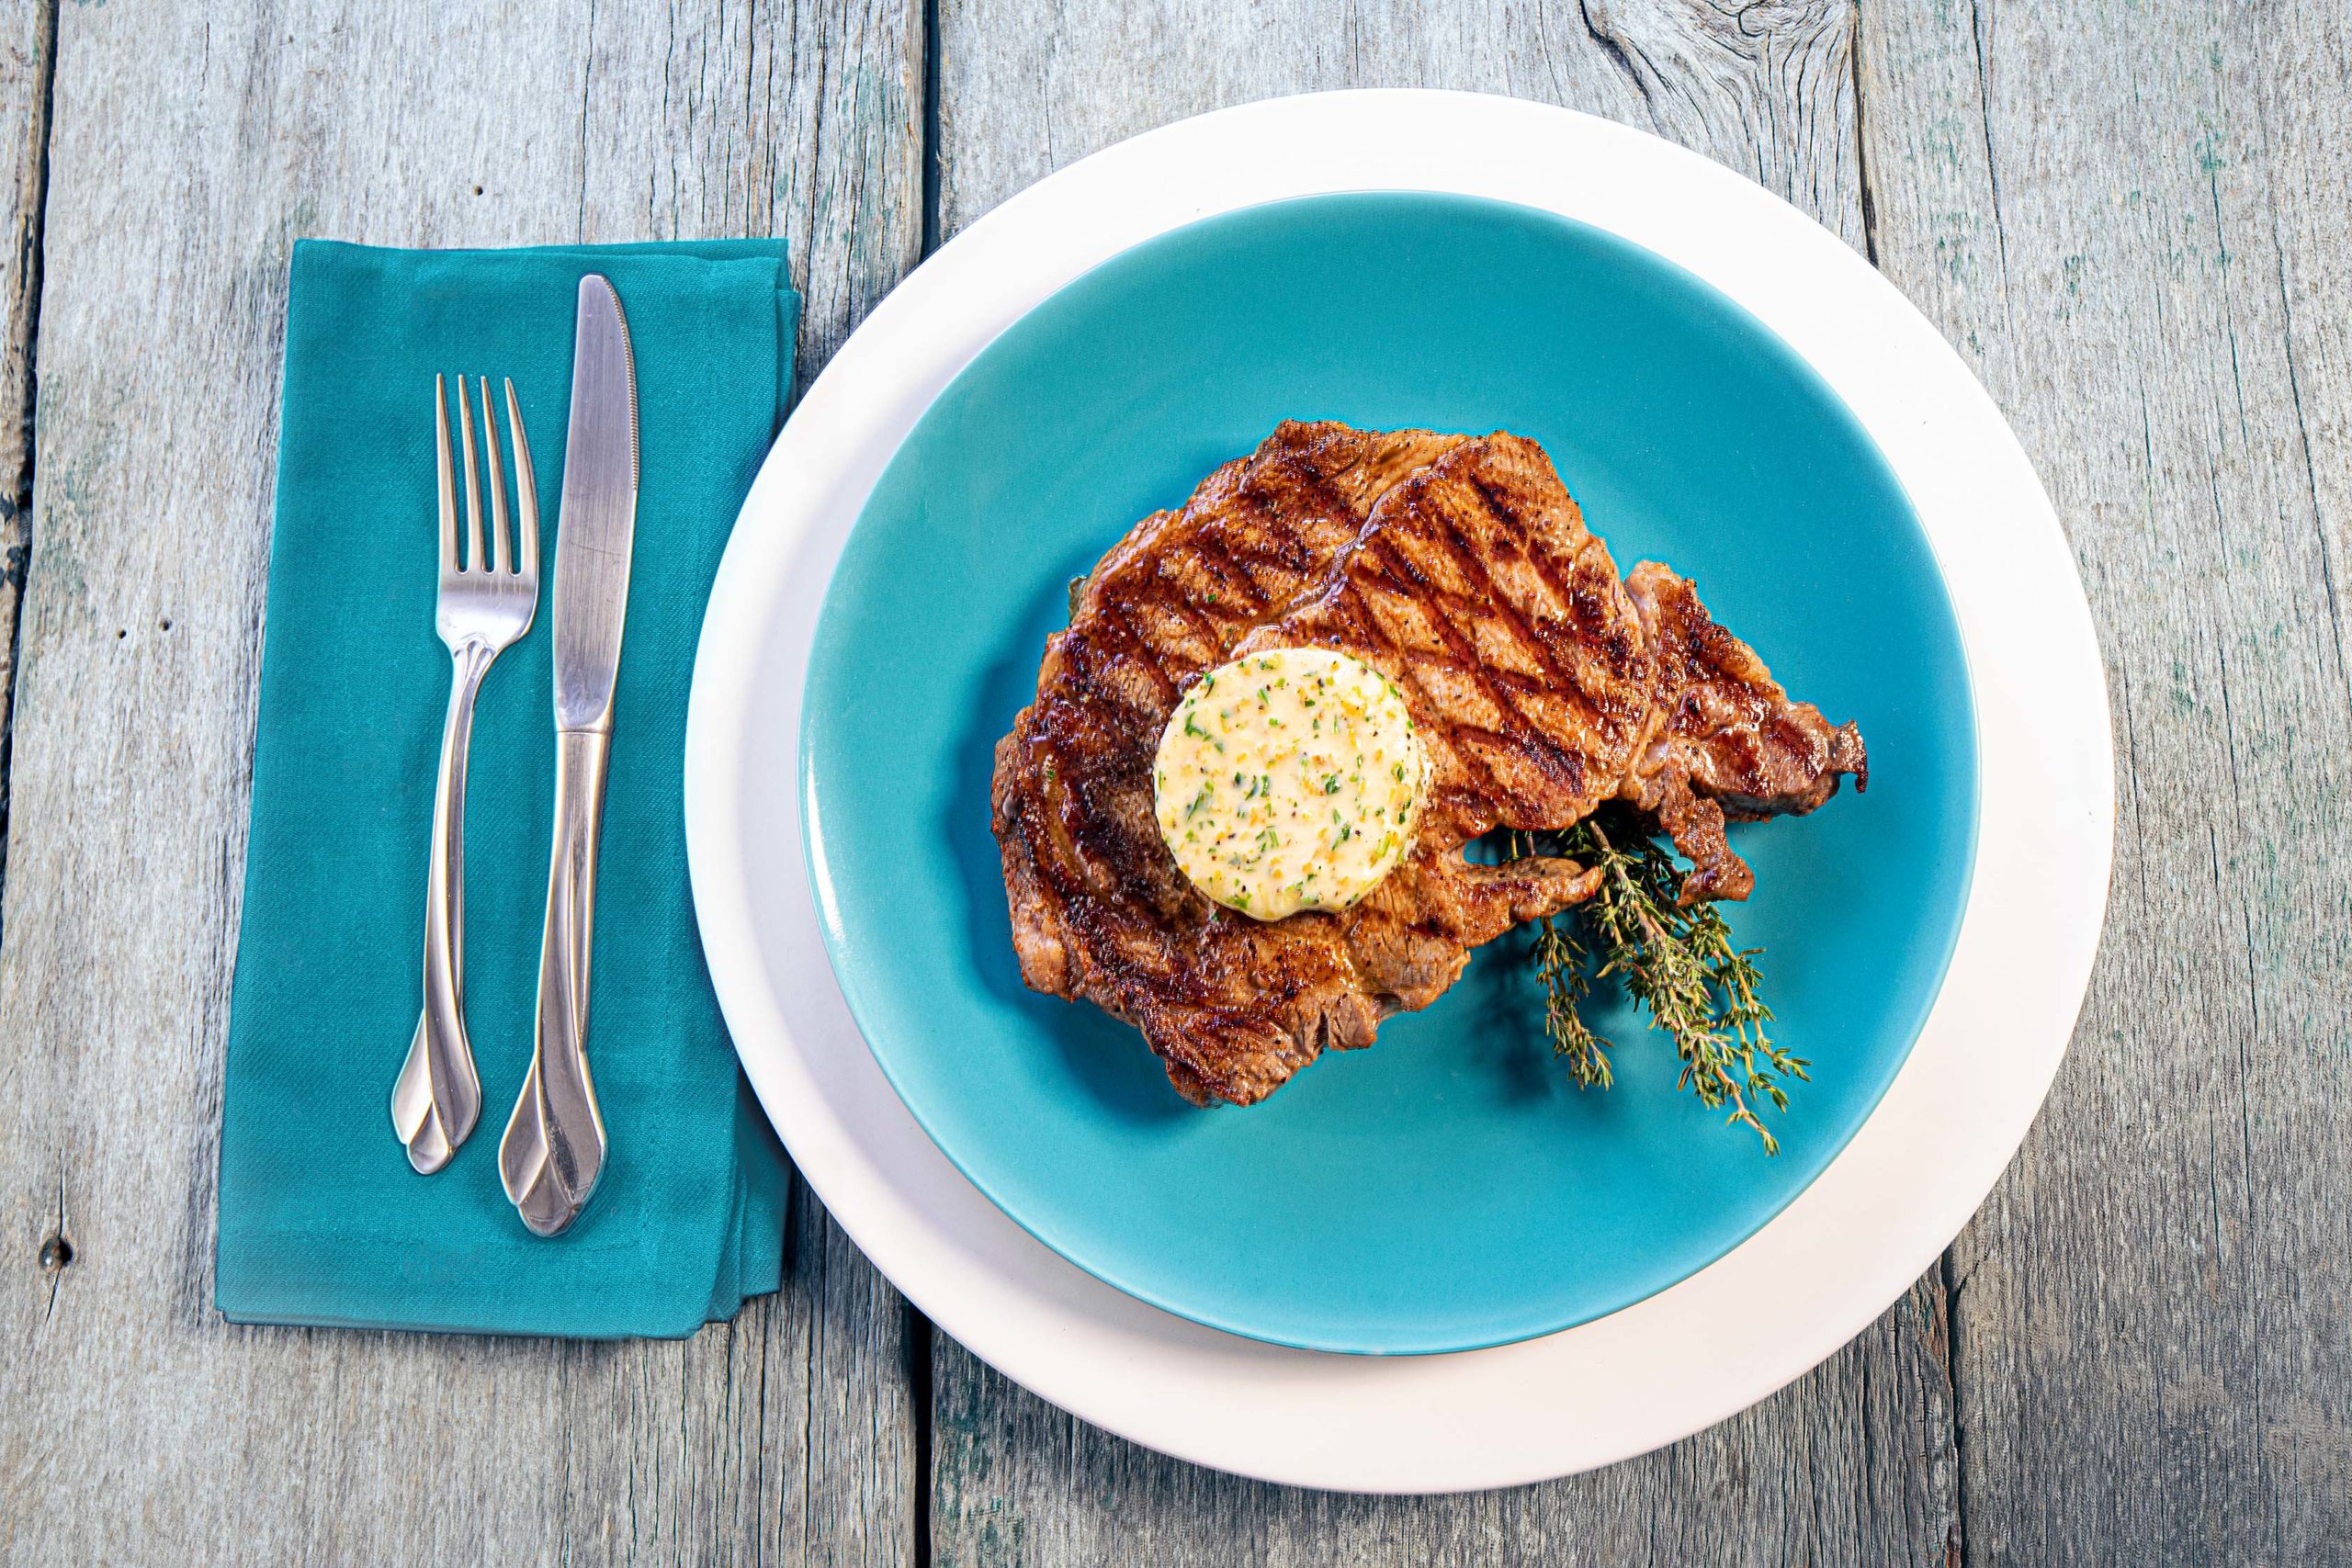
[801,192,1978,1355]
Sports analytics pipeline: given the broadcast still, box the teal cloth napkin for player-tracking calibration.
[215,239,797,1337]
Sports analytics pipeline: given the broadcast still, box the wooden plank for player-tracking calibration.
[0,0,51,883]
[929,4,1962,1562]
[936,0,1867,252]
[1858,1,2352,1561]
[934,1273,1962,1566]
[0,2,923,1562]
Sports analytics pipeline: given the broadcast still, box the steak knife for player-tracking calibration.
[499,273,639,1236]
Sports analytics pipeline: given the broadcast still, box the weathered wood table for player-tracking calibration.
[2,1,2345,1562]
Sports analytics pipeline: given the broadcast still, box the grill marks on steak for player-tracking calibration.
[992,422,1470,1099]
[995,431,1632,1105]
[992,423,1866,1107]
[1041,422,1466,735]
[1619,562,1871,902]
[1234,434,1653,847]
[1214,434,1657,1064]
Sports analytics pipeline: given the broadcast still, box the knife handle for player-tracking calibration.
[500,727,612,1235]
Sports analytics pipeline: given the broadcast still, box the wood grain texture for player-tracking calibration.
[936,0,1867,251]
[0,2,922,1562]
[933,1272,1962,1567]
[930,4,1962,1562]
[0,0,50,892]
[1858,1,2352,1562]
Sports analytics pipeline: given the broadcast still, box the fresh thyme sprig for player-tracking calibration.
[1514,831,1614,1089]
[1516,807,1807,1154]
[1533,912,1613,1090]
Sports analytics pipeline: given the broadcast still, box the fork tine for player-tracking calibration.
[478,377,512,576]
[434,375,458,574]
[504,378,538,581]
[457,375,485,572]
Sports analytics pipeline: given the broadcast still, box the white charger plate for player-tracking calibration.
[683,89,2112,1492]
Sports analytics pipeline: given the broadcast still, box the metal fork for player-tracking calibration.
[390,375,541,1173]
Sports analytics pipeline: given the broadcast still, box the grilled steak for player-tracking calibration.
[991,423,1865,1106]
[1621,561,1870,902]
[993,421,1465,1010]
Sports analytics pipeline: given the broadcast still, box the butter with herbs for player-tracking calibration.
[1151,646,1429,921]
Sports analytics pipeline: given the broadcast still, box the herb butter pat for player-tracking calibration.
[1152,647,1429,921]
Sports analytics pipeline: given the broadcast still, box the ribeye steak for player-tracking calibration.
[990,423,1864,1106]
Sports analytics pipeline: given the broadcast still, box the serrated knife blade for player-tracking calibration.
[550,273,639,729]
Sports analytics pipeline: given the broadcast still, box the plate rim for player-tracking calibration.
[793,186,1988,1356]
[684,88,2113,1491]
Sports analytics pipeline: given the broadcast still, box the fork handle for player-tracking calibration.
[499,727,612,1235]
[390,637,494,1170]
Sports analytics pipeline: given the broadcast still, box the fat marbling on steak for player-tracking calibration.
[990,423,1865,1107]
